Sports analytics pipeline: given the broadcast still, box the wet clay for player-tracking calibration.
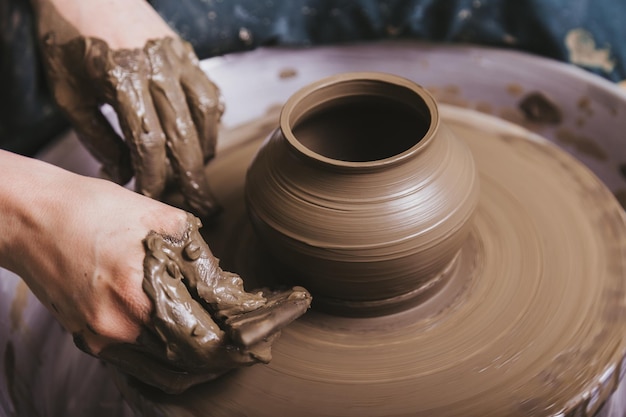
[116,104,626,417]
[99,214,311,394]
[40,8,223,218]
[247,74,479,312]
[518,91,563,125]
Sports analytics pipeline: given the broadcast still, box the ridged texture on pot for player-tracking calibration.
[245,73,479,304]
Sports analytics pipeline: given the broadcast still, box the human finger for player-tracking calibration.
[144,39,220,217]
[142,229,229,368]
[67,106,134,184]
[93,214,310,393]
[178,40,224,162]
[105,49,169,199]
[41,35,133,184]
[150,214,312,347]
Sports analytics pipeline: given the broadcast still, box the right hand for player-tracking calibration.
[36,0,223,218]
[0,151,311,394]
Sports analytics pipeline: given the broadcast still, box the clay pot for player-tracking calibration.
[245,72,479,314]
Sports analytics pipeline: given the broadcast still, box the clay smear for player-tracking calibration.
[101,214,311,394]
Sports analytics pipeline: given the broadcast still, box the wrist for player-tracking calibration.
[32,0,177,48]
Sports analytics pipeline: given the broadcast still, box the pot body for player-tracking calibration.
[245,72,479,308]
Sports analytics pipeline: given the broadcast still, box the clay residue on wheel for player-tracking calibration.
[578,96,593,115]
[506,83,524,97]
[278,68,298,79]
[518,91,563,125]
[100,214,311,394]
[555,127,607,160]
[426,84,470,108]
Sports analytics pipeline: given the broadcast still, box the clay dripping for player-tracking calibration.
[246,72,479,315]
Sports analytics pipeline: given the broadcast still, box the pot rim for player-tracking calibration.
[279,71,440,169]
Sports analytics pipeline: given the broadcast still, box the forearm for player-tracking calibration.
[0,150,75,279]
[29,0,176,48]
[0,149,167,333]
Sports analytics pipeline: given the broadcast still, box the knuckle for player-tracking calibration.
[139,129,166,149]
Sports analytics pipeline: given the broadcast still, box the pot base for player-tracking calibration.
[130,104,626,417]
[311,250,465,317]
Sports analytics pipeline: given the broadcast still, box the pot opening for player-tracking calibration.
[288,78,432,163]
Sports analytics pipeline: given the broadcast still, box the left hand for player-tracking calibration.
[0,151,311,394]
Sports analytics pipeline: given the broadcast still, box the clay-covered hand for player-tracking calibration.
[0,153,311,394]
[99,213,312,394]
[41,35,223,218]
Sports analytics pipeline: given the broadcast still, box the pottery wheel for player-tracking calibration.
[123,104,626,417]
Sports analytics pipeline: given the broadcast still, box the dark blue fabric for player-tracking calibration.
[3,0,625,153]
[151,0,626,82]
[0,0,67,155]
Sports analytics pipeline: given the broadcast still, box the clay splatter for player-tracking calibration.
[578,96,594,117]
[278,68,298,79]
[518,91,562,125]
[506,83,524,97]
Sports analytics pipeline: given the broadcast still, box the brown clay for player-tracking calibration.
[246,73,479,314]
[99,214,311,394]
[518,91,563,125]
[114,74,626,417]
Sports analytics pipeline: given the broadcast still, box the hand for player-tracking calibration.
[34,0,223,218]
[0,152,311,393]
[99,212,312,394]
